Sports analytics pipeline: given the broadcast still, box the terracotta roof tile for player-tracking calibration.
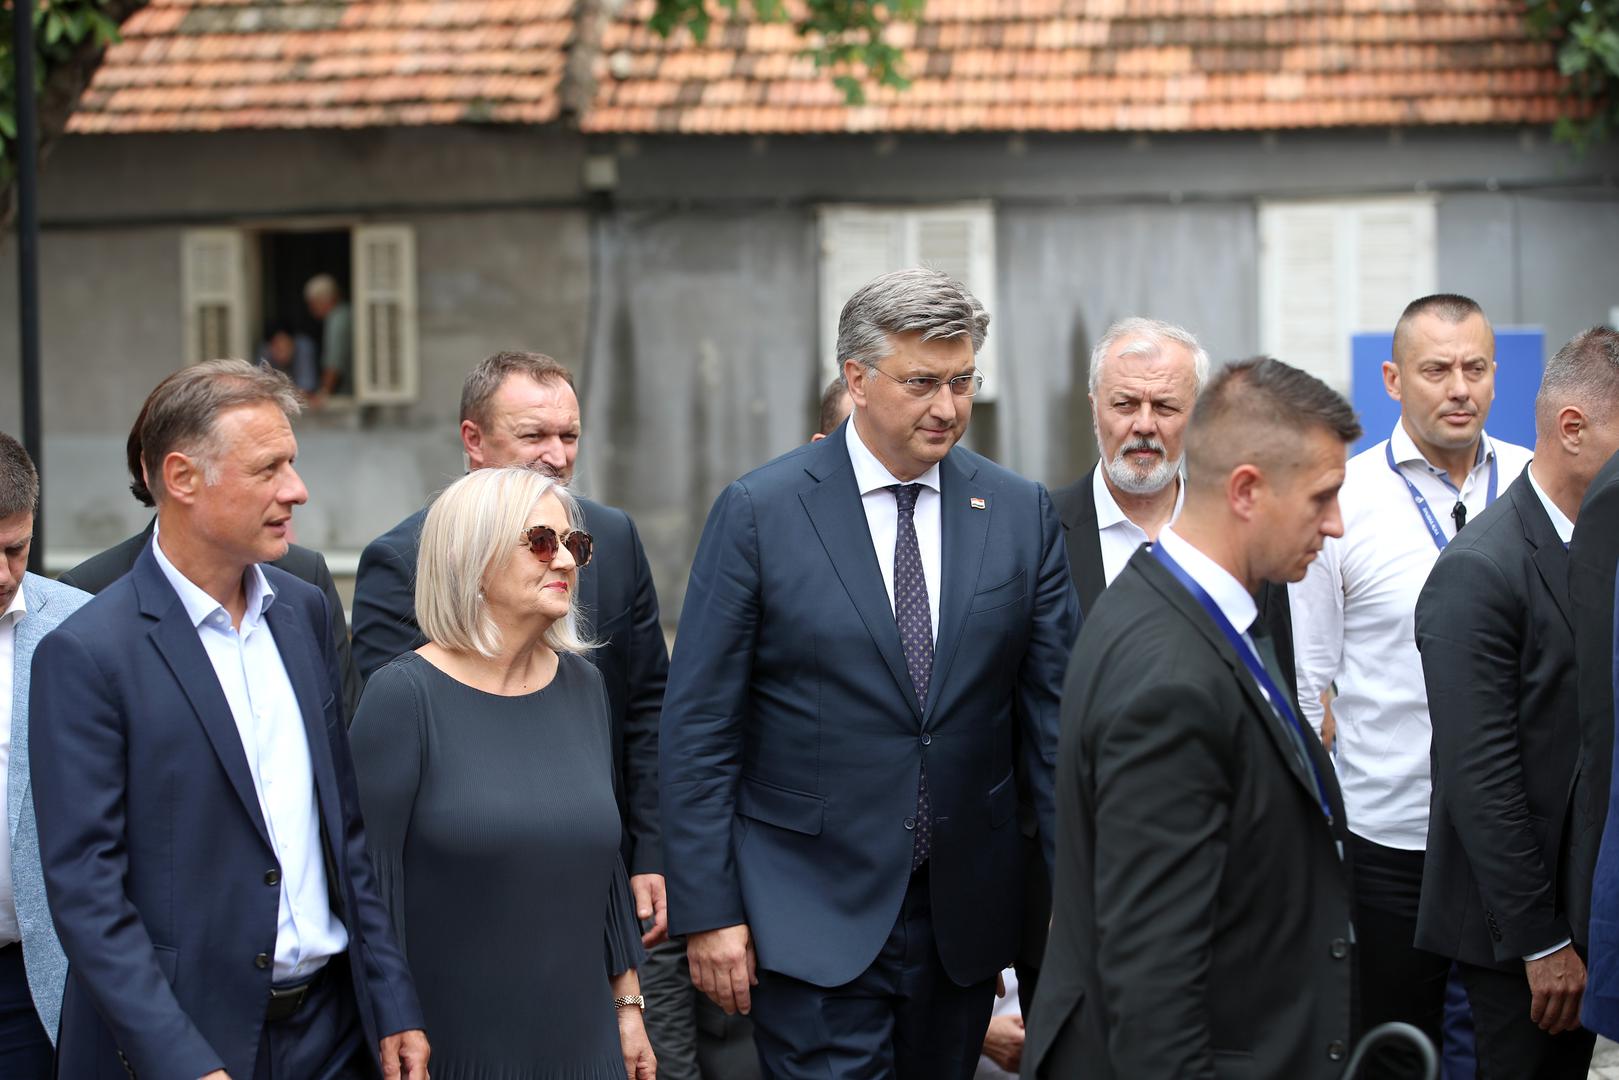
[70,0,1584,134]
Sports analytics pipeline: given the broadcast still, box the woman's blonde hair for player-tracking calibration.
[415,466,596,658]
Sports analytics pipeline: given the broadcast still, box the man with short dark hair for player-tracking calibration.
[1417,327,1619,1078]
[1026,357,1358,1079]
[1290,294,1532,1052]
[59,399,360,720]
[0,432,89,1079]
[31,360,428,1080]
[662,268,1077,1077]
[815,376,852,439]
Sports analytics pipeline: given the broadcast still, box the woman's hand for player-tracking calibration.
[618,1006,657,1079]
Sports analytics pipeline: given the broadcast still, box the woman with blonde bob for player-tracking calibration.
[351,466,655,1079]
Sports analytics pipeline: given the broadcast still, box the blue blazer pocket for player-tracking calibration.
[968,570,1027,614]
[736,777,825,836]
[152,944,178,985]
[986,770,1017,826]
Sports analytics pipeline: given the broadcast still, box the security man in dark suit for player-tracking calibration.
[662,269,1077,1078]
[59,408,360,719]
[1415,327,1619,1077]
[31,360,427,1080]
[1026,357,1359,1079]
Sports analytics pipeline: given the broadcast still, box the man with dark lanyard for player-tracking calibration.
[1289,294,1531,1074]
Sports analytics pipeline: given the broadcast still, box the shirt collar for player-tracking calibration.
[1388,419,1493,476]
[0,581,27,630]
[845,414,942,497]
[1093,466,1184,532]
[150,531,276,630]
[1524,460,1575,545]
[1156,526,1258,636]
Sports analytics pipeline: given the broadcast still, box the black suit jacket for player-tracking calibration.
[351,496,670,875]
[1567,450,1619,945]
[1415,470,1583,967]
[1024,547,1353,1079]
[1052,468,1300,704]
[59,521,361,722]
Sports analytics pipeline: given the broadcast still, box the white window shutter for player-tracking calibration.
[180,229,248,366]
[1260,204,1346,391]
[819,207,905,384]
[912,203,998,401]
[819,203,998,400]
[352,224,419,404]
[1351,198,1437,338]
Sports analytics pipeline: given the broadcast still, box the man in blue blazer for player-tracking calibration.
[0,433,89,1078]
[661,269,1078,1078]
[30,361,427,1080]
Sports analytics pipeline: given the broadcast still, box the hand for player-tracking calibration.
[686,923,758,1015]
[379,1028,431,1080]
[1320,694,1336,753]
[618,1006,657,1079]
[631,873,668,948]
[981,1014,1025,1073]
[1526,944,1586,1034]
[199,1073,232,1079]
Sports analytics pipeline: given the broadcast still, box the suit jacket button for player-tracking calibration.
[265,868,281,886]
[1330,938,1348,959]
[255,952,271,970]
[904,818,916,830]
[920,733,932,746]
[1327,1040,1346,1061]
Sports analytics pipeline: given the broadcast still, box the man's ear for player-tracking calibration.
[842,360,869,411]
[161,451,204,506]
[461,420,487,468]
[1227,463,1263,522]
[1382,359,1403,404]
[1558,405,1587,455]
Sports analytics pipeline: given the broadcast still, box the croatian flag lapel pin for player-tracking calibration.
[970,497,987,510]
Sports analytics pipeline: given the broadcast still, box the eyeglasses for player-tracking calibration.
[519,524,594,569]
[870,366,984,399]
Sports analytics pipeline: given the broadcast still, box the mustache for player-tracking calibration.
[1117,437,1166,458]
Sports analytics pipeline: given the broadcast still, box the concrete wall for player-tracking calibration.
[5,124,1617,625]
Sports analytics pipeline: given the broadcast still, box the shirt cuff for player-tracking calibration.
[1524,939,1572,962]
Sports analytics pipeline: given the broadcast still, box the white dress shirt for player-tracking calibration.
[152,536,347,982]
[1156,526,1268,679]
[847,416,942,643]
[0,586,26,945]
[1289,422,1532,850]
[1094,468,1184,587]
[1525,460,1575,545]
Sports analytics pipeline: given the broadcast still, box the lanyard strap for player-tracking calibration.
[1150,543,1334,825]
[1384,439,1498,552]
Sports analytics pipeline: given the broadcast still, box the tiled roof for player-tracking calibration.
[68,0,573,134]
[585,0,1572,133]
[69,0,1574,135]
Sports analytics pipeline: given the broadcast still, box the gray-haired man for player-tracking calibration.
[661,268,1078,1077]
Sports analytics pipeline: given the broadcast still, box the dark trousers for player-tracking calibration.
[643,932,762,1080]
[1457,961,1596,1080]
[252,955,373,1080]
[0,943,52,1080]
[1350,834,1457,1078]
[749,865,995,1080]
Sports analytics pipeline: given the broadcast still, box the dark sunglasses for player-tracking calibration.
[520,524,594,569]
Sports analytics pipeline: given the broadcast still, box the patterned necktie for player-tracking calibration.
[890,483,934,869]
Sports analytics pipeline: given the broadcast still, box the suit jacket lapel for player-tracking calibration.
[929,451,990,722]
[800,429,923,722]
[135,553,274,850]
[1135,553,1323,809]
[1513,474,1573,631]
[8,581,45,842]
[1061,467,1108,616]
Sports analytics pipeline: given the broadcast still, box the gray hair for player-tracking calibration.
[1088,317,1212,396]
[0,432,39,520]
[139,359,302,501]
[1535,326,1619,431]
[415,466,596,659]
[303,273,341,303]
[835,268,989,376]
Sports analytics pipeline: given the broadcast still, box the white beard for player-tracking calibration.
[1101,440,1181,496]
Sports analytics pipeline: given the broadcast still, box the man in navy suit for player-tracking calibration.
[30,360,427,1080]
[661,268,1078,1078]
